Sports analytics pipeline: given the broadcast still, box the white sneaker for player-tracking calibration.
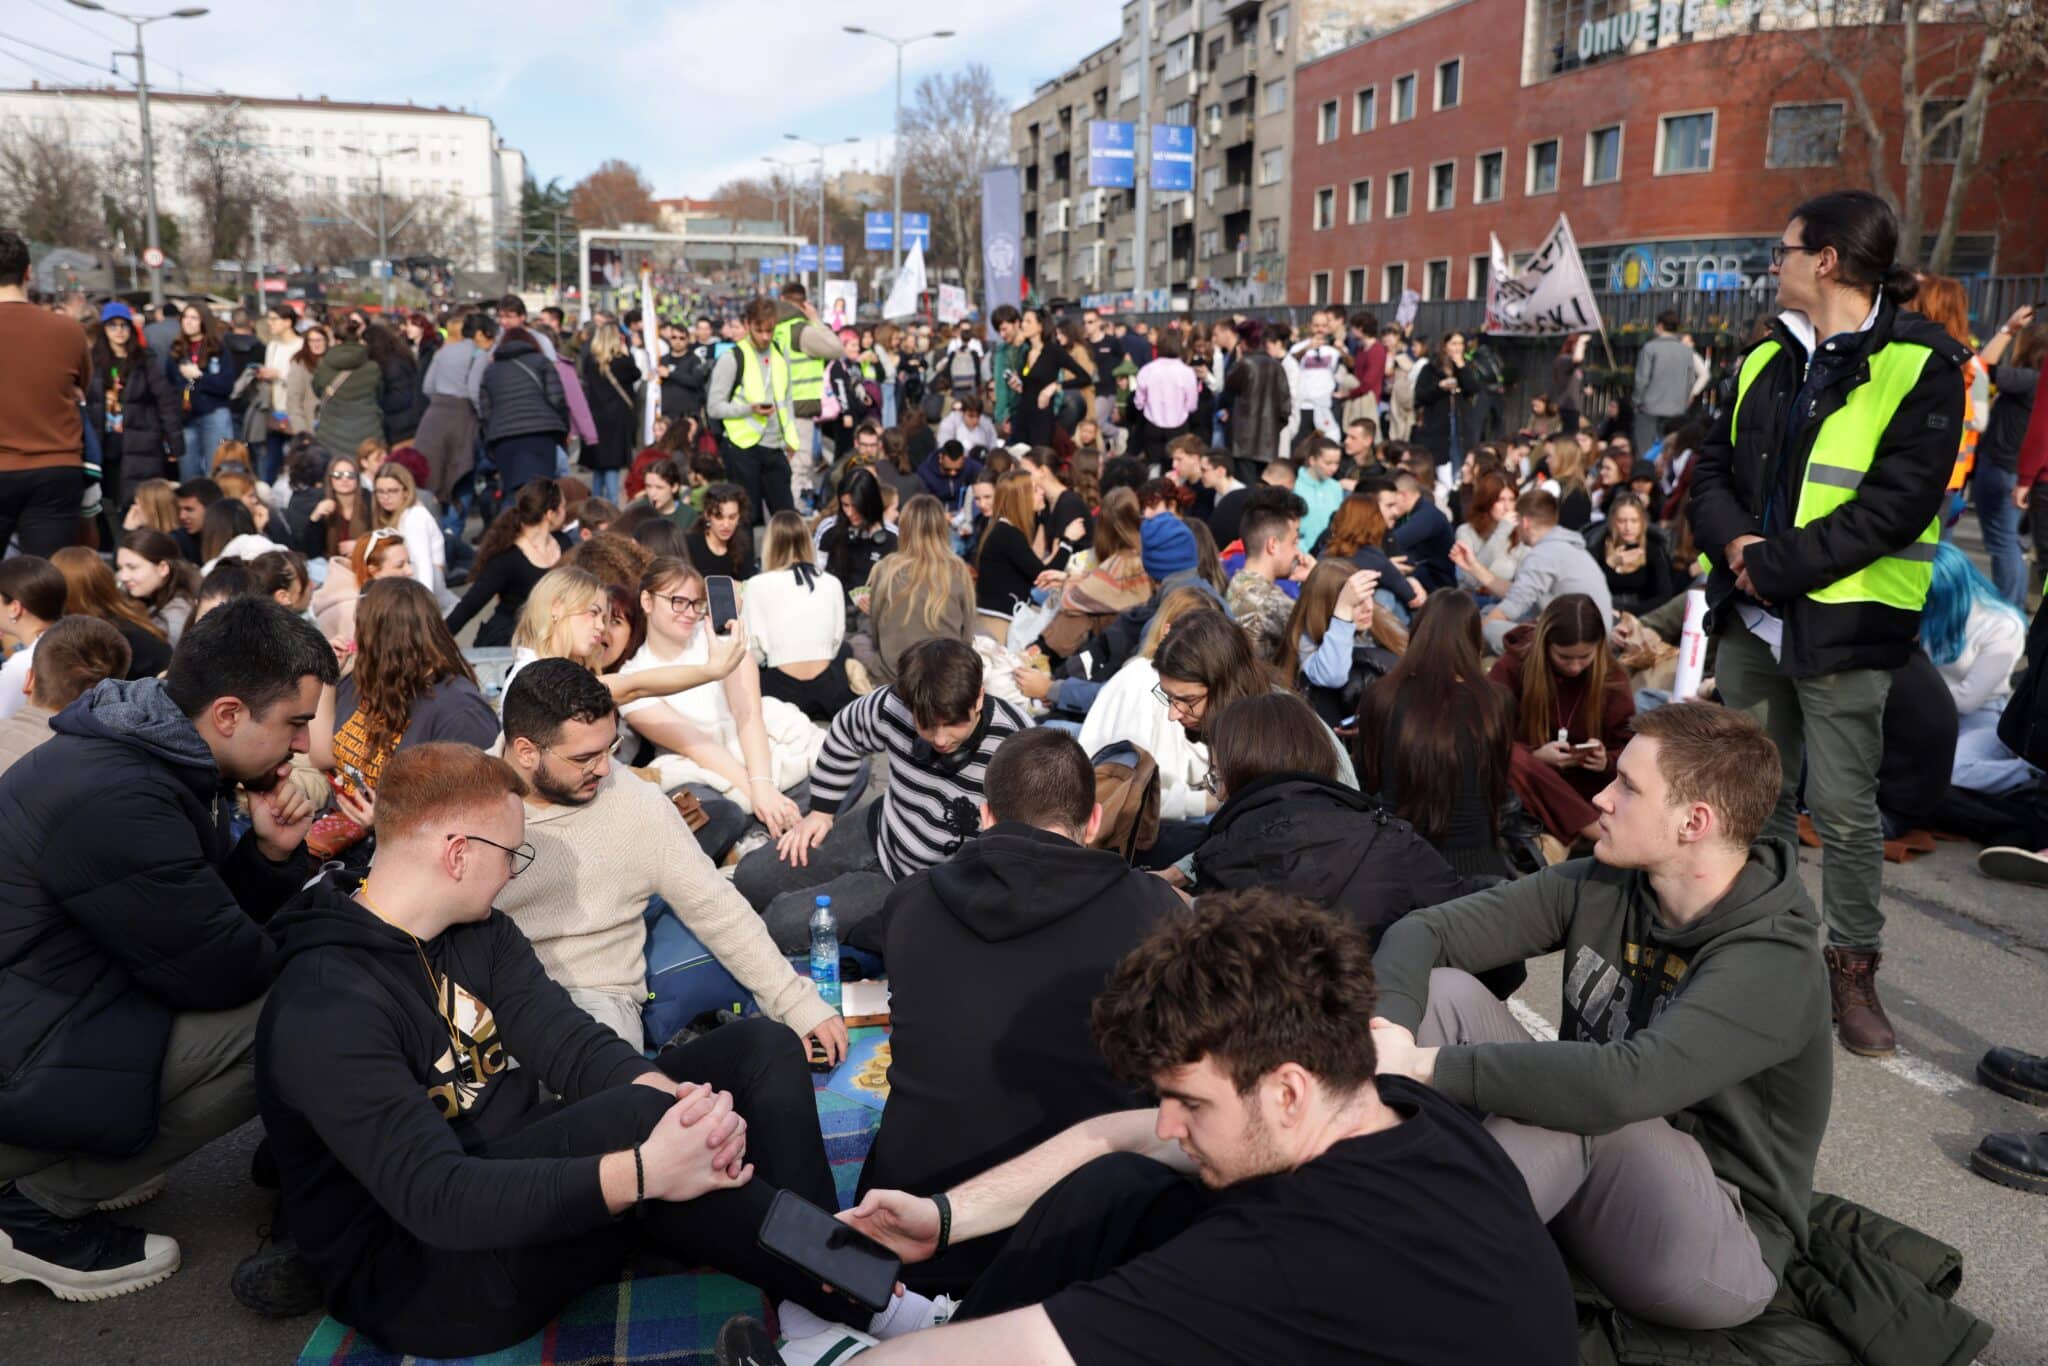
[776,1323,877,1365]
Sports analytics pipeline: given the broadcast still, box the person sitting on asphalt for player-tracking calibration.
[0,615,131,778]
[1367,702,1831,1331]
[1221,490,1307,664]
[734,637,1028,955]
[0,597,336,1302]
[494,659,846,1062]
[253,741,947,1358]
[1455,487,1615,653]
[859,727,1184,1294]
[715,890,1575,1365]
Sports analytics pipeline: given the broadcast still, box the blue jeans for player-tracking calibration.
[1953,696,2040,795]
[181,407,233,481]
[587,467,622,503]
[1973,462,2026,607]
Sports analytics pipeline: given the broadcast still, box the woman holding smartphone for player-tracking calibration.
[1488,593,1634,846]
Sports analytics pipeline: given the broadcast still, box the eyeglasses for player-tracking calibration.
[1769,244,1821,267]
[650,590,706,617]
[544,728,628,776]
[454,832,536,878]
[1151,683,1209,717]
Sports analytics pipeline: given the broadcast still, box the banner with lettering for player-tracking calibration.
[1485,216,1605,337]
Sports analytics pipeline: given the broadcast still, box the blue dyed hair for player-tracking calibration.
[1921,541,2022,666]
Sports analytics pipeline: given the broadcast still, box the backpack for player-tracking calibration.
[1465,344,1506,393]
[1089,740,1160,861]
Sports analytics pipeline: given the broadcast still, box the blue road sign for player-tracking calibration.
[824,245,845,271]
[1150,123,1195,192]
[1089,121,1136,189]
[901,213,931,250]
[864,212,892,251]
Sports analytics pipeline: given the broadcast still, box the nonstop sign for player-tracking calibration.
[1577,0,1709,62]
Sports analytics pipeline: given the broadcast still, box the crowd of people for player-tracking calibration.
[0,187,2033,1365]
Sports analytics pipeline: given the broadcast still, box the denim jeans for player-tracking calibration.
[1973,461,2027,607]
[586,467,622,503]
[181,407,232,481]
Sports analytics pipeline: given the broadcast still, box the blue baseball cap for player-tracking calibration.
[99,301,136,324]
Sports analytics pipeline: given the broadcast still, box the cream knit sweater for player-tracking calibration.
[497,767,835,1038]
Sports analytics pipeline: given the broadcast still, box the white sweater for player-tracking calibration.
[743,568,846,668]
[1078,655,1212,820]
[498,767,834,1037]
[1940,605,2025,716]
[392,501,445,595]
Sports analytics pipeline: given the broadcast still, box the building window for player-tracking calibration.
[1528,138,1560,194]
[1383,261,1407,301]
[1436,58,1461,110]
[1476,149,1504,203]
[1425,259,1451,301]
[1768,103,1844,168]
[1392,73,1416,123]
[1269,5,1289,49]
[1120,60,1140,102]
[1319,99,1339,143]
[1165,36,1193,80]
[1166,100,1192,126]
[1429,160,1455,211]
[1657,111,1715,174]
[1263,79,1288,116]
[1349,177,1372,223]
[1586,124,1622,184]
[1257,218,1280,253]
[1259,147,1285,185]
[1204,102,1222,133]
[1202,165,1223,200]
[1310,271,1332,305]
[1313,186,1336,230]
[1354,87,1377,133]
[1200,227,1221,258]
[1921,98,1967,163]
[1387,170,1411,217]
[1469,253,1491,299]
[1346,266,1367,303]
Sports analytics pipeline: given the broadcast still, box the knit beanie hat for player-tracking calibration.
[1141,513,1198,580]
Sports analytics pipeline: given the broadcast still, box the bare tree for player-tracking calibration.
[177,103,276,267]
[901,62,1007,297]
[0,117,105,250]
[570,159,658,229]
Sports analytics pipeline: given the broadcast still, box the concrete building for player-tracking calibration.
[0,84,525,272]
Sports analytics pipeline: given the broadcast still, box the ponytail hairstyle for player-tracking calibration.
[1788,190,1918,307]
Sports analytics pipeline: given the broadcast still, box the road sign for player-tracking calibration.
[864,212,892,251]
[796,245,819,270]
[864,213,931,251]
[1150,124,1196,192]
[902,214,930,250]
[824,245,845,272]
[141,246,165,270]
[1089,122,1136,189]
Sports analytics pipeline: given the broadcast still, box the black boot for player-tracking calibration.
[230,1196,324,1318]
[0,1182,180,1302]
[1977,1046,2048,1106]
[1968,1132,2048,1194]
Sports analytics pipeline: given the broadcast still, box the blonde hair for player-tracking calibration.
[128,478,179,532]
[1139,585,1221,660]
[873,494,973,632]
[1548,436,1588,495]
[371,461,420,531]
[209,439,254,475]
[513,566,606,667]
[589,321,628,368]
[762,510,814,574]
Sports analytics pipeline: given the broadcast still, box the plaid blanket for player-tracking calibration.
[298,1030,888,1365]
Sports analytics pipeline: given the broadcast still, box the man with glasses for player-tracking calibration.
[253,735,935,1354]
[495,660,845,1060]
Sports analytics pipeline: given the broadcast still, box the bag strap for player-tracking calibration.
[319,369,351,404]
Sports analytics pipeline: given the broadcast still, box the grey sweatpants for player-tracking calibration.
[0,994,265,1218]
[1418,969,1777,1331]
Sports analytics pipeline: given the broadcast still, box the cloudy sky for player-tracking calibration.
[1,0,1121,195]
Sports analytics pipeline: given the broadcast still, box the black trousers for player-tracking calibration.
[957,1153,1208,1322]
[0,466,84,557]
[722,439,794,521]
[360,1018,846,1358]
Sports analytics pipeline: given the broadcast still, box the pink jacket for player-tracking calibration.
[552,356,599,445]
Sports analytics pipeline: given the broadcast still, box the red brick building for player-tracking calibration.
[1287,0,2048,311]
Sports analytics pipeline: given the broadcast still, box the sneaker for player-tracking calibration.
[731,828,774,862]
[716,1317,789,1366]
[94,1174,166,1212]
[0,1184,180,1302]
[769,1319,879,1366]
[231,1205,324,1318]
[1977,846,2048,885]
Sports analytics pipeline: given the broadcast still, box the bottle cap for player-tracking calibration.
[816,895,831,907]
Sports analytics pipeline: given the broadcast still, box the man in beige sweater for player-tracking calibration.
[497,659,847,1063]
[0,616,131,778]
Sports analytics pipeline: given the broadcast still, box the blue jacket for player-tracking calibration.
[916,449,983,506]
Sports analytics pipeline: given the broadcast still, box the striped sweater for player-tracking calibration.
[811,687,1029,881]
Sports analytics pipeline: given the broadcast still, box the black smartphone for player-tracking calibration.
[705,575,738,634]
[757,1189,900,1314]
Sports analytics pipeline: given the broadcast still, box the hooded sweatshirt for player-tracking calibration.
[257,872,658,1332]
[0,677,304,1154]
[1372,839,1831,1278]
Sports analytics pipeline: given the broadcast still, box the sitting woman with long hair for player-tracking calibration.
[1926,540,2031,794]
[1320,494,1422,615]
[122,477,180,536]
[686,482,755,580]
[296,450,370,562]
[1585,490,1677,616]
[816,467,898,603]
[313,526,415,647]
[866,492,977,684]
[115,528,200,645]
[618,557,827,838]
[1489,592,1634,846]
[446,477,568,647]
[974,469,1055,639]
[199,498,285,572]
[1355,590,1516,878]
[1453,469,1522,601]
[52,546,171,680]
[1279,558,1406,727]
[1037,486,1154,659]
[744,511,856,721]
[370,459,446,596]
[510,565,745,706]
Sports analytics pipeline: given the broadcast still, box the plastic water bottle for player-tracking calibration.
[809,895,841,1011]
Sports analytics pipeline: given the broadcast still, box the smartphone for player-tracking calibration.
[757,1189,900,1314]
[336,761,372,795]
[1573,740,1600,751]
[706,575,738,634]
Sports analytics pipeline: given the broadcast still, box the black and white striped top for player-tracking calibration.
[811,687,1029,882]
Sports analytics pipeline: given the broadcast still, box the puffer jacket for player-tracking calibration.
[0,678,308,1155]
[477,336,569,444]
[1688,298,1969,678]
[87,343,185,500]
[312,340,385,459]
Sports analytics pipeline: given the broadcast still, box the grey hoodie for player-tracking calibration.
[66,675,219,773]
[1497,524,1614,626]
[1374,839,1832,1278]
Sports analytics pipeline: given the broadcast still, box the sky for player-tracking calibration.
[0,0,1121,199]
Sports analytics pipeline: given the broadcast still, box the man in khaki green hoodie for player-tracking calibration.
[1371,701,1832,1333]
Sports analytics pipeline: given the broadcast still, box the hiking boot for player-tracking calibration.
[0,1183,180,1302]
[1979,1047,2048,1106]
[1823,947,1897,1057]
[231,1202,324,1318]
[1967,1131,2048,1194]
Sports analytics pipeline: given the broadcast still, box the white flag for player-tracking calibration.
[1484,215,1604,337]
[883,241,927,321]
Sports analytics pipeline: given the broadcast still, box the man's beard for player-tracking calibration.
[531,765,596,807]
[237,756,291,793]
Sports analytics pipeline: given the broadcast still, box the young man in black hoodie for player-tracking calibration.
[1369,703,1832,1331]
[860,728,1183,1293]
[256,740,946,1358]
[0,597,336,1300]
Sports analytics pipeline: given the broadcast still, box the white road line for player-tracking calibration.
[1875,1050,1971,1096]
[1508,997,1560,1042]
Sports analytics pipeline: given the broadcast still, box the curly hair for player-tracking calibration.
[353,577,477,752]
[1092,890,1379,1096]
[565,530,655,593]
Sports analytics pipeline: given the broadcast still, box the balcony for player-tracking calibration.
[1043,127,1068,158]
[1022,189,1037,213]
[1039,227,1068,255]
[1206,182,1251,216]
[1213,112,1256,149]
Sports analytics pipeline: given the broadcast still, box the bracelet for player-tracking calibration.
[748,776,777,787]
[931,1191,952,1254]
[633,1144,645,1208]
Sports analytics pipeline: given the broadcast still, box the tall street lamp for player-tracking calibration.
[69,0,208,309]
[842,26,953,273]
[784,133,859,298]
[338,144,419,311]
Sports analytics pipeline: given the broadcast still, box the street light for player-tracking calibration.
[338,144,419,311]
[69,0,209,309]
[843,26,953,274]
[784,133,859,298]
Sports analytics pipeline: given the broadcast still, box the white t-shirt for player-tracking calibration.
[0,635,39,721]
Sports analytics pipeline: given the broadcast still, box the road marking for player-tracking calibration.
[1875,1050,1970,1096]
[1508,997,1560,1041]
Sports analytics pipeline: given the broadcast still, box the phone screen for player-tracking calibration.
[706,575,738,634]
[757,1189,900,1314]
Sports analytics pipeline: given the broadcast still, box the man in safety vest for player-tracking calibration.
[775,282,844,513]
[1690,190,1968,1058]
[706,295,842,522]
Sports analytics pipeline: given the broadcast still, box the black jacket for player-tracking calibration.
[477,337,568,444]
[257,872,656,1348]
[1584,519,1680,616]
[580,351,641,471]
[379,351,422,443]
[664,340,717,417]
[89,343,185,501]
[1193,772,1466,948]
[1411,360,1472,464]
[1688,300,1968,677]
[0,678,307,1155]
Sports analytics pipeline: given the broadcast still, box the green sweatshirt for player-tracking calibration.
[1373,838,1832,1278]
[990,340,1022,429]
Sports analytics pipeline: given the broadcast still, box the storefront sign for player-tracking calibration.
[1577,0,1707,63]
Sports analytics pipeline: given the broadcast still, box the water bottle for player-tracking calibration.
[808,895,841,1011]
